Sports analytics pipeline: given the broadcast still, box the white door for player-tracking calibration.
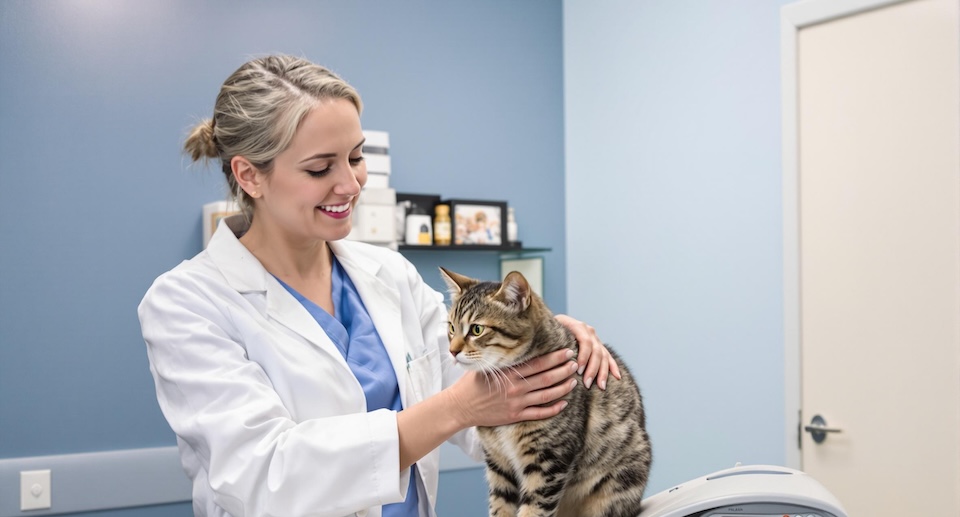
[782,0,960,515]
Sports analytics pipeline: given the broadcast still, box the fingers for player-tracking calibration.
[555,314,622,390]
[511,348,574,378]
[582,346,607,390]
[518,398,569,421]
[516,376,577,421]
[555,314,598,373]
[514,359,578,397]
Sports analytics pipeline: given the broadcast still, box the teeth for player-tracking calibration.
[319,202,350,213]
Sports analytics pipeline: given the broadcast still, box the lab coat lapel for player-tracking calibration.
[264,282,353,373]
[206,217,352,373]
[330,241,414,409]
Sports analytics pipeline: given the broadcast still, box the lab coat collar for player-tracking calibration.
[206,216,412,410]
[206,215,269,293]
[205,216,356,380]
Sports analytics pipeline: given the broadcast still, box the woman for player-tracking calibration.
[139,54,618,517]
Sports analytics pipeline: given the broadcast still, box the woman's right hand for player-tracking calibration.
[446,348,579,428]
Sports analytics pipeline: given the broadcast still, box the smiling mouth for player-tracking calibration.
[318,202,350,213]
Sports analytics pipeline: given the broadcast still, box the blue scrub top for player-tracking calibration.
[275,257,419,516]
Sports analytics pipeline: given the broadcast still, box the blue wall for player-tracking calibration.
[564,0,794,494]
[1,0,804,513]
[0,1,563,515]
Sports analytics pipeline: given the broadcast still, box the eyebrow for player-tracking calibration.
[298,138,366,164]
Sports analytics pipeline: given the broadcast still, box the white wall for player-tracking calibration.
[563,0,794,493]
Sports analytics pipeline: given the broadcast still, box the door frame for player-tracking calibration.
[780,0,911,470]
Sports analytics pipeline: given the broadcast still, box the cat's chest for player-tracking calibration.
[478,421,550,464]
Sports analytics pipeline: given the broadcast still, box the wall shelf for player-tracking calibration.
[398,244,551,254]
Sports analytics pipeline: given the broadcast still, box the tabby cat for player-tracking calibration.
[440,267,652,517]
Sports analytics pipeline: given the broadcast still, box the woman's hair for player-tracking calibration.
[183,55,363,213]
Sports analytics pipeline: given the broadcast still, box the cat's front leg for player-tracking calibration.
[485,458,519,517]
[515,456,571,517]
[516,478,566,517]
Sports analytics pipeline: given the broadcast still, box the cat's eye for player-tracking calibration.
[470,324,485,336]
[448,322,455,335]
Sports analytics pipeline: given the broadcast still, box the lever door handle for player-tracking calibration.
[804,414,842,444]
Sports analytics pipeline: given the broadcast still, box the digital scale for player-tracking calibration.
[638,464,848,517]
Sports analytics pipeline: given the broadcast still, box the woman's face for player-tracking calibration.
[254,98,367,243]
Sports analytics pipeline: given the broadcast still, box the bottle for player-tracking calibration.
[507,207,519,245]
[395,200,411,242]
[405,207,433,245]
[433,204,452,245]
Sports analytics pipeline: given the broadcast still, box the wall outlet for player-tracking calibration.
[21,469,51,510]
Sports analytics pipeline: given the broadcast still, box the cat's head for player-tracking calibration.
[439,267,548,371]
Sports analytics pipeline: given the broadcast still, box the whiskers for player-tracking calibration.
[467,355,531,397]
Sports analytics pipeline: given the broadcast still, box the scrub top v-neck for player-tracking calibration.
[274,256,419,516]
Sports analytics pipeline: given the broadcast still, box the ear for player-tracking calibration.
[231,156,263,199]
[495,271,531,312]
[439,267,477,300]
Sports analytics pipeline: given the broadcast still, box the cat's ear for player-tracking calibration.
[495,271,532,312]
[439,267,477,299]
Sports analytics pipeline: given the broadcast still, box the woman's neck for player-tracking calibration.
[239,218,333,284]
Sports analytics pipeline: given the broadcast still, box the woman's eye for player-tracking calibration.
[349,156,365,166]
[448,322,455,335]
[470,324,484,336]
[306,167,331,178]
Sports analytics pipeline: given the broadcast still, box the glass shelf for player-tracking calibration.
[398,244,551,253]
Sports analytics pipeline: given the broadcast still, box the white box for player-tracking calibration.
[349,204,396,244]
[365,171,390,189]
[363,130,390,188]
[348,187,397,245]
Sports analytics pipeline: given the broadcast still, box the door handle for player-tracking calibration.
[804,414,843,444]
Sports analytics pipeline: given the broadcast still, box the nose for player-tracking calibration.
[333,158,365,197]
[449,337,463,358]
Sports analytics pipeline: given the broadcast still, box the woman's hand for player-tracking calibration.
[555,314,622,390]
[446,348,579,429]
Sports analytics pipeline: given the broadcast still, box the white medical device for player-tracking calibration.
[638,464,848,517]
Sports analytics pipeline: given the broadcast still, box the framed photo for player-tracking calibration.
[447,199,507,246]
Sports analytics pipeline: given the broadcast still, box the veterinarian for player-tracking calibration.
[138,54,619,517]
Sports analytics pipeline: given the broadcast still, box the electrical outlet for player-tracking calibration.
[20,469,51,510]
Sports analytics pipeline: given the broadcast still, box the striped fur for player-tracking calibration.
[440,268,652,517]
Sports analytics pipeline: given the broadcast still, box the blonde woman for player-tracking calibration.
[138,55,618,517]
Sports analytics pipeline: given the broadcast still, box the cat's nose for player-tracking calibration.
[450,349,460,358]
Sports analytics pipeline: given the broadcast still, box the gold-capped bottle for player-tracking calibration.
[433,204,452,246]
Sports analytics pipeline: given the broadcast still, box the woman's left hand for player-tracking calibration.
[555,314,622,390]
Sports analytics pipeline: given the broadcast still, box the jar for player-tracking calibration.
[405,209,433,245]
[433,204,452,245]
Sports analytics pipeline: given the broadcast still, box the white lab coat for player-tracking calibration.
[138,216,483,517]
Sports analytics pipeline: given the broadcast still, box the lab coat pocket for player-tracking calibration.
[405,347,441,404]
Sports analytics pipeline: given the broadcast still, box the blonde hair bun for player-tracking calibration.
[183,118,218,161]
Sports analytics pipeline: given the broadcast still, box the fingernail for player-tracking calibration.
[559,401,568,410]
[599,379,606,390]
[570,362,579,372]
[577,364,585,375]
[570,379,578,388]
[584,377,593,389]
[565,349,575,359]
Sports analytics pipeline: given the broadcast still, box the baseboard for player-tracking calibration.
[0,444,481,516]
[0,447,190,516]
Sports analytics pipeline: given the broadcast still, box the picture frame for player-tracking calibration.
[446,199,508,246]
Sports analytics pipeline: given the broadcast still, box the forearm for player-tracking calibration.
[397,389,468,471]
